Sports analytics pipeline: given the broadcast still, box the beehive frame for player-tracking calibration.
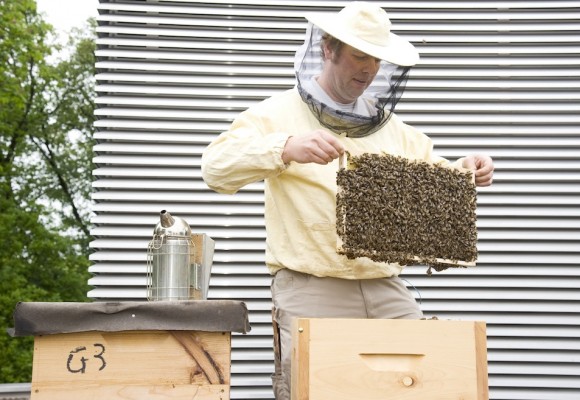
[336,152,478,272]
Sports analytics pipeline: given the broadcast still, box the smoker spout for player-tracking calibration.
[159,210,175,228]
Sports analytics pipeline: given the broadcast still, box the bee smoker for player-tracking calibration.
[147,210,214,301]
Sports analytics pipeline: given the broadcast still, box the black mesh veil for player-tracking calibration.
[295,24,410,138]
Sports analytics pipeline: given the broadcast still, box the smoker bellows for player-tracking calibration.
[336,153,478,272]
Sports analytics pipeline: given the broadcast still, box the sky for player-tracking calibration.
[36,0,99,34]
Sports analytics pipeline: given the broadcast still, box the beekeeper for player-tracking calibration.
[201,2,494,399]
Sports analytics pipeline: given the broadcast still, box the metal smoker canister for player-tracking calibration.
[147,210,198,301]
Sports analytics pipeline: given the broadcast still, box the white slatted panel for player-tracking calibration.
[91,1,580,399]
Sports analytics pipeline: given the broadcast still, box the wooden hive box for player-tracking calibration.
[292,318,488,400]
[11,301,251,400]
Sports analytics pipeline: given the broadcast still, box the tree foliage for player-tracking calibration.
[0,0,96,382]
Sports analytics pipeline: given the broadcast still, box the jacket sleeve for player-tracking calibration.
[201,108,291,194]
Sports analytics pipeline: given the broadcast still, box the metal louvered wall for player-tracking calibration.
[91,1,580,399]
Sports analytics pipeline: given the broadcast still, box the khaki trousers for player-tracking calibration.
[270,268,423,400]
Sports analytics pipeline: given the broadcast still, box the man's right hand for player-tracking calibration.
[281,130,345,165]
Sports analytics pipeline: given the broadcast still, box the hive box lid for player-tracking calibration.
[10,300,251,337]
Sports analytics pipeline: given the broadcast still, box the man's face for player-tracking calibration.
[320,43,381,104]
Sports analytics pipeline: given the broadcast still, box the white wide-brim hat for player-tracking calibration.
[305,1,419,67]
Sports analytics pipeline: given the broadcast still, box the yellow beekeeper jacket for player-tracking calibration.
[201,88,462,279]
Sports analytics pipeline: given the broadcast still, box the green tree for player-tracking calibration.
[0,0,96,382]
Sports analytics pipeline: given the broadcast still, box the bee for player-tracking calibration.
[336,153,478,273]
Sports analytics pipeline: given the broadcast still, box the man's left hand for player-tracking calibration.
[463,154,494,187]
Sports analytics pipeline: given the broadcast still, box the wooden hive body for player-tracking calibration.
[31,330,231,400]
[292,318,489,400]
[11,301,251,400]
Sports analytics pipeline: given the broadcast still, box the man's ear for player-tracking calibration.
[321,42,331,61]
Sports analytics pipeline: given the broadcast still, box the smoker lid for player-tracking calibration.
[9,300,251,337]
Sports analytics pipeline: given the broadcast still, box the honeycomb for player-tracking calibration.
[336,153,478,273]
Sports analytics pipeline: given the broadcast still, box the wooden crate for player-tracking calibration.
[30,330,231,400]
[292,318,488,400]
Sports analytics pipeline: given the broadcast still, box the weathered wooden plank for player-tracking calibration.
[31,330,231,400]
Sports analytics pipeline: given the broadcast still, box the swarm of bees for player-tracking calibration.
[336,152,478,274]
